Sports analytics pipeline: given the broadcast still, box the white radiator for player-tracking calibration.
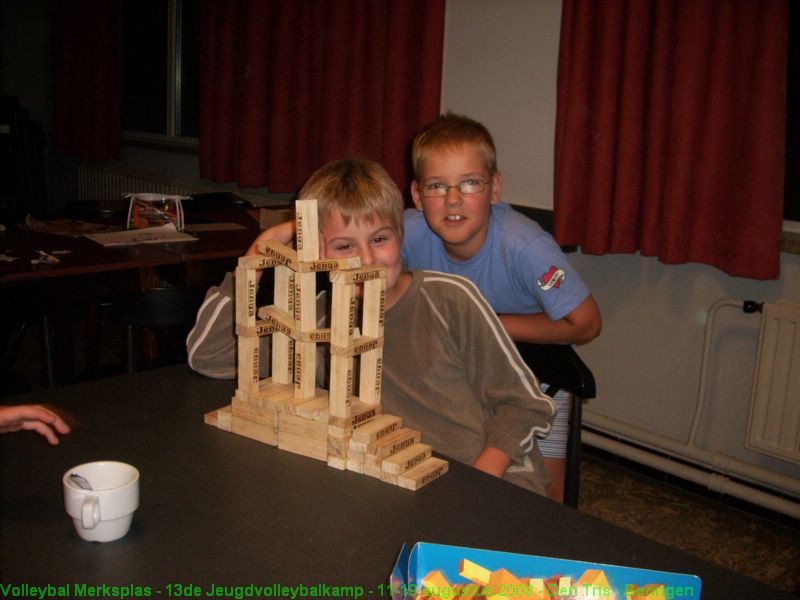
[746,300,800,465]
[77,165,223,201]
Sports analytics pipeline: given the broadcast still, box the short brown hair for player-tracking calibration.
[299,157,404,238]
[411,112,498,180]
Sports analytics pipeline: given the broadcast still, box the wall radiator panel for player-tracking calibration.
[746,300,800,465]
[77,165,223,201]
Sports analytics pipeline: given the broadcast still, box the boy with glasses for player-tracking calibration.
[404,113,602,502]
[188,157,556,495]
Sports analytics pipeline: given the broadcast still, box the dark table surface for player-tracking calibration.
[0,227,181,284]
[0,366,792,599]
[0,209,262,285]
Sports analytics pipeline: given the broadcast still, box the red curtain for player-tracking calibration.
[554,0,788,280]
[198,0,445,193]
[52,0,122,160]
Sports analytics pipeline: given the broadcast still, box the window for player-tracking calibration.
[121,0,199,140]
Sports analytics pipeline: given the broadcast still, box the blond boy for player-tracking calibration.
[404,113,601,501]
[188,157,555,494]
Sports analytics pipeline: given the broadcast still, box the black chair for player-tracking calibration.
[0,291,54,395]
[55,198,129,221]
[125,286,208,373]
[182,192,254,212]
[515,342,596,508]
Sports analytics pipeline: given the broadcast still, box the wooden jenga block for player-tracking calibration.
[279,412,328,440]
[278,413,328,461]
[278,431,327,462]
[345,446,364,461]
[231,395,279,426]
[327,457,347,470]
[271,265,294,385]
[327,431,350,465]
[350,414,402,443]
[362,278,385,334]
[231,414,277,445]
[204,405,232,431]
[327,401,381,436]
[362,461,384,479]
[299,328,331,343]
[282,392,330,422]
[258,305,296,338]
[346,457,364,473]
[329,265,386,284]
[238,254,287,271]
[234,262,261,394]
[235,265,258,326]
[363,427,422,459]
[329,335,383,357]
[234,379,296,407]
[381,443,432,475]
[294,199,319,262]
[328,354,354,419]
[293,270,317,399]
[235,320,277,338]
[299,257,361,273]
[396,457,448,491]
[236,335,260,393]
[255,239,299,271]
[294,341,317,399]
[330,279,356,347]
[359,276,385,405]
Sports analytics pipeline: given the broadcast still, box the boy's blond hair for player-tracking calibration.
[299,157,404,237]
[411,112,498,180]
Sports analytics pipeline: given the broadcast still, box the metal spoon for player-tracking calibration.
[69,473,93,490]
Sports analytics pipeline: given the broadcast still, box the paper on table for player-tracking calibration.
[83,223,197,246]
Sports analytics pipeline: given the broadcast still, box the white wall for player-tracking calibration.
[442,0,800,485]
[441,0,561,208]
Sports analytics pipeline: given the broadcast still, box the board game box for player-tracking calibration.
[390,542,701,599]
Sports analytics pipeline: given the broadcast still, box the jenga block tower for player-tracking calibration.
[204,198,447,491]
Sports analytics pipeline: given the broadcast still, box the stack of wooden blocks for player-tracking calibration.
[204,199,447,491]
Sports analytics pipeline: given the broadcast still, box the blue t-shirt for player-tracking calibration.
[402,202,589,321]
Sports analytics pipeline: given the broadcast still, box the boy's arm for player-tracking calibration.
[472,446,513,478]
[444,276,556,475]
[246,220,296,256]
[186,273,238,378]
[498,294,601,345]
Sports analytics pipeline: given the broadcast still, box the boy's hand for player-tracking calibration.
[472,446,512,478]
[0,404,72,445]
[246,220,296,256]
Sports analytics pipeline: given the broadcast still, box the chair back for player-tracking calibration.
[183,192,254,212]
[125,286,208,373]
[515,342,596,399]
[515,341,595,508]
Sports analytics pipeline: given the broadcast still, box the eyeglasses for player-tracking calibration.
[421,178,490,198]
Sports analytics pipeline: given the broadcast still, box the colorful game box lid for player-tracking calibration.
[390,542,702,599]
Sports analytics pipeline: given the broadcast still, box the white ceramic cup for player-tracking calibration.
[63,461,139,542]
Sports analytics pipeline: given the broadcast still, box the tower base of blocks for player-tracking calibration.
[205,379,448,492]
